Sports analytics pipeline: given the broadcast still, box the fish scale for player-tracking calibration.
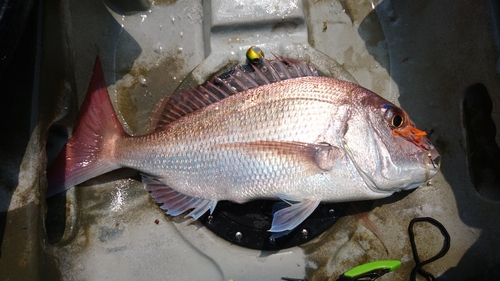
[47,57,440,236]
[117,81,345,198]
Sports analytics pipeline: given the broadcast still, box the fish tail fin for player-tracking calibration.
[46,57,126,197]
[349,202,390,255]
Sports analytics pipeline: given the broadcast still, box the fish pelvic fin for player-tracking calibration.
[46,57,126,197]
[142,174,217,219]
[269,196,321,238]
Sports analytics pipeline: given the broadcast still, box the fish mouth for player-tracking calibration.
[423,142,441,182]
[394,123,441,183]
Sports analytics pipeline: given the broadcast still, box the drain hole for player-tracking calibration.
[45,124,70,243]
[45,192,67,244]
[45,124,69,166]
[463,83,500,201]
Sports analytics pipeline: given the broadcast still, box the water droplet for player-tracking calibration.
[154,43,163,54]
[180,31,183,37]
[139,76,147,86]
[141,14,147,22]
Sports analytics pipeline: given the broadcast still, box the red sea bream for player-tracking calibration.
[47,56,440,236]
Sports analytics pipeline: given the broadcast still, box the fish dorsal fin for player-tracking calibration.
[148,58,319,132]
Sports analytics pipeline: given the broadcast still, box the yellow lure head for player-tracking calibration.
[246,46,265,63]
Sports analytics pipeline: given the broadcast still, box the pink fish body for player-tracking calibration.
[47,57,440,235]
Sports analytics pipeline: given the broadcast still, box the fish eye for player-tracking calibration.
[392,114,404,128]
[383,105,406,128]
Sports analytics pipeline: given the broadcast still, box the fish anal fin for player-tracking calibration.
[269,197,321,237]
[233,141,342,173]
[142,174,217,219]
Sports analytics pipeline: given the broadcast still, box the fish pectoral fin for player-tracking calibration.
[142,174,217,219]
[233,141,341,172]
[269,196,321,237]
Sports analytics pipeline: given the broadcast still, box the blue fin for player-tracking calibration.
[142,175,217,219]
[269,196,321,237]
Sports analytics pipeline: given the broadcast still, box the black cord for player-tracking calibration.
[408,217,451,281]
